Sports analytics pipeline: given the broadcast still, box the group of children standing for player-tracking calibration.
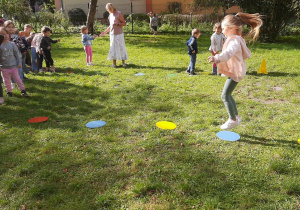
[0,12,263,131]
[0,21,60,104]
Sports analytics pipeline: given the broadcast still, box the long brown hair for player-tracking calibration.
[222,12,263,41]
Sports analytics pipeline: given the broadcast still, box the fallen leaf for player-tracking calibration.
[127,159,133,166]
[22,205,26,210]
[63,168,68,173]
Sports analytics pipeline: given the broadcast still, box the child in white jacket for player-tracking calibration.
[209,22,226,75]
[208,12,262,130]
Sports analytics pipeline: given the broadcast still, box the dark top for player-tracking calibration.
[40,37,58,51]
[186,35,198,54]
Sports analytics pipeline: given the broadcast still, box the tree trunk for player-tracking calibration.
[86,0,98,34]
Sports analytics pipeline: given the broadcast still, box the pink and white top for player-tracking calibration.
[31,33,43,51]
[214,35,252,82]
[109,10,124,35]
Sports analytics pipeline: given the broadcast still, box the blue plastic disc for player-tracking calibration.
[135,73,145,76]
[216,131,240,141]
[86,120,106,128]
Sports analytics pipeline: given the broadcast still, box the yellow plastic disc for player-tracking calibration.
[156,121,176,130]
[298,139,300,144]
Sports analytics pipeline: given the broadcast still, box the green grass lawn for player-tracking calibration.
[0,33,300,209]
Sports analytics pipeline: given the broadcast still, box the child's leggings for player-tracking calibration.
[211,51,219,68]
[84,46,93,64]
[221,78,238,120]
[1,68,25,92]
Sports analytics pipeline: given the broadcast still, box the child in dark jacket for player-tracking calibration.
[39,26,60,72]
[186,28,201,76]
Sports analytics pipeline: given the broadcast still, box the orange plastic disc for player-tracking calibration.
[28,117,49,123]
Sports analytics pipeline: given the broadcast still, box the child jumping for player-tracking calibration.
[186,28,201,76]
[39,26,60,72]
[209,22,226,75]
[81,26,97,66]
[208,12,262,130]
[0,27,28,98]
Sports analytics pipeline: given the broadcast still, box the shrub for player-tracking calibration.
[68,8,87,25]
[103,11,109,19]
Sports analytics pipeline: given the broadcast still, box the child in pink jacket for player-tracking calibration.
[208,12,263,130]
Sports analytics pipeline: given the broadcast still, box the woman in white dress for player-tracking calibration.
[100,3,128,68]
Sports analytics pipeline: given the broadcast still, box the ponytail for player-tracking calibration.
[236,12,263,41]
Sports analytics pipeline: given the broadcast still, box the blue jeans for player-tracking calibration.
[22,53,29,74]
[187,53,196,72]
[31,47,39,72]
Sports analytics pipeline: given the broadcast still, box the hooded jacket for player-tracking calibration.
[186,35,198,54]
[214,35,252,82]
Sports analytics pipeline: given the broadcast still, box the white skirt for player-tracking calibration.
[107,33,128,60]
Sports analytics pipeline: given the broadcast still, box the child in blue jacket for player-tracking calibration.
[186,28,201,76]
[81,26,98,66]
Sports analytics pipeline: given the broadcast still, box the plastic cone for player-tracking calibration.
[258,59,268,74]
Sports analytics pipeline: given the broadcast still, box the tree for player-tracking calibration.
[193,0,300,42]
[86,0,98,34]
[0,0,32,27]
[236,0,300,42]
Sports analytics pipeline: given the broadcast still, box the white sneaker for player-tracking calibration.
[11,83,15,89]
[86,63,90,66]
[0,97,4,104]
[111,64,117,68]
[220,118,239,130]
[122,64,126,68]
[39,69,43,73]
[89,63,95,66]
[236,115,242,125]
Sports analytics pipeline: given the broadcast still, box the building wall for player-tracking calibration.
[151,0,193,14]
[56,0,240,18]
[60,0,146,18]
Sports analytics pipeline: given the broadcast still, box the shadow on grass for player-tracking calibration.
[247,71,299,77]
[240,134,299,149]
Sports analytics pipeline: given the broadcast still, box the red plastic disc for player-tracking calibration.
[28,117,49,123]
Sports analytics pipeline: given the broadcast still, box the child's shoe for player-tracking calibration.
[86,63,90,66]
[11,83,16,89]
[186,69,190,74]
[236,115,242,125]
[89,63,95,66]
[0,97,4,104]
[111,64,117,68]
[21,90,29,97]
[50,68,56,73]
[39,69,44,73]
[189,71,196,76]
[122,64,126,68]
[220,118,239,130]
[6,92,12,97]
